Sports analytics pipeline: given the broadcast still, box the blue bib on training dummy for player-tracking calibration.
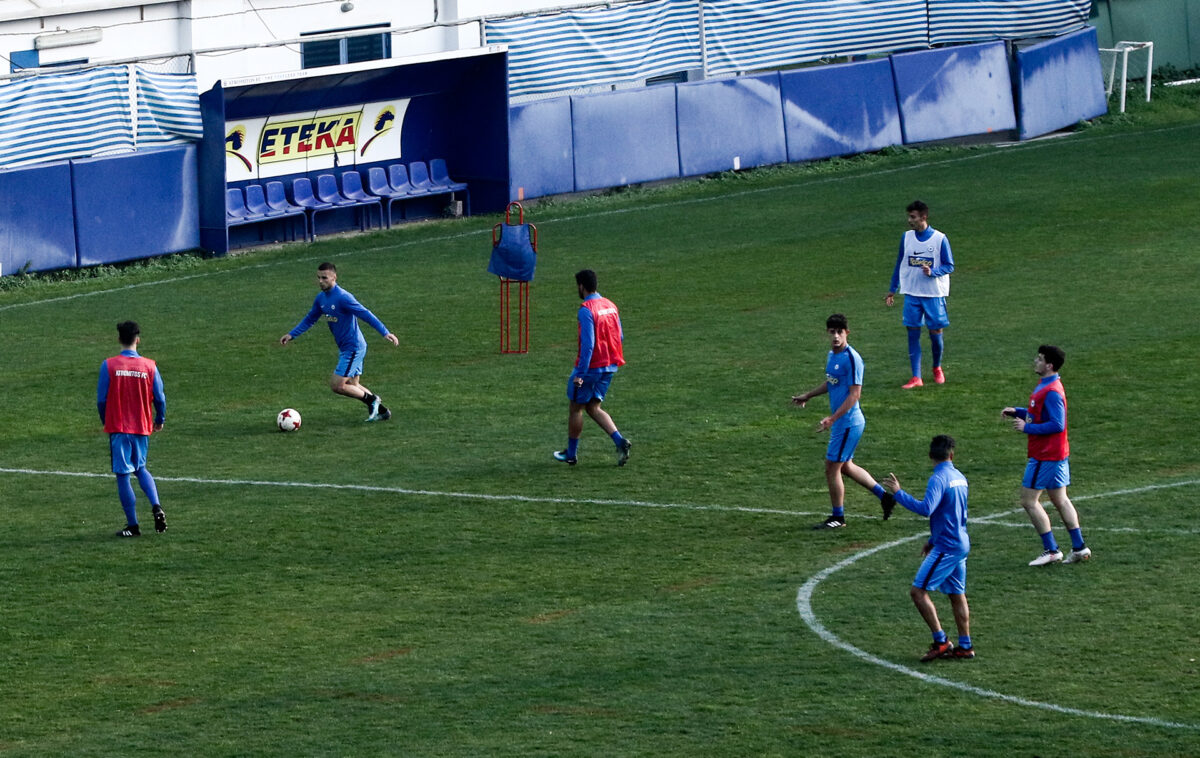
[488,222,537,281]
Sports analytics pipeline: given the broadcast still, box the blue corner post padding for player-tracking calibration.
[488,205,537,282]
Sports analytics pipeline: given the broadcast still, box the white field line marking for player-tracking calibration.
[796,479,1200,731]
[0,228,488,313]
[0,467,817,518]
[965,479,1200,534]
[3,467,1197,726]
[4,122,1196,315]
[2,468,1196,527]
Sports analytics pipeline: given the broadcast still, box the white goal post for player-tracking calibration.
[1099,40,1153,113]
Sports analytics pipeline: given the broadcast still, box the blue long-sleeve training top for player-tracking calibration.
[288,284,389,352]
[894,460,970,553]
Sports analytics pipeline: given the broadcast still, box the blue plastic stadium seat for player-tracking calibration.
[407,160,441,195]
[291,177,331,210]
[265,181,310,241]
[315,173,357,206]
[246,182,307,241]
[407,160,459,218]
[340,171,383,230]
[429,158,470,215]
[389,163,421,196]
[225,185,301,249]
[291,177,338,239]
[226,187,253,221]
[245,184,283,217]
[367,166,408,227]
[265,181,303,213]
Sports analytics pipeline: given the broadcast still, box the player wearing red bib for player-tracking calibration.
[97,321,167,537]
[554,270,631,467]
[1002,345,1091,566]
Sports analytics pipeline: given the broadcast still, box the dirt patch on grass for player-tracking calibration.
[317,690,410,703]
[527,609,577,624]
[94,676,177,687]
[139,697,201,714]
[662,577,716,592]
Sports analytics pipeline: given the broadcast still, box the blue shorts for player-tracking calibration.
[109,433,149,475]
[1023,457,1071,490]
[913,549,968,595]
[902,295,950,329]
[826,420,864,462]
[336,347,365,378]
[568,372,615,404]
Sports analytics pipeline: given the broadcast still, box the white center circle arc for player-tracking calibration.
[796,480,1200,731]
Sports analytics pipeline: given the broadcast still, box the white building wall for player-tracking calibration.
[0,0,582,90]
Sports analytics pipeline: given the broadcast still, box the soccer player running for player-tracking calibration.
[1002,345,1091,566]
[792,313,894,529]
[97,321,167,537]
[885,200,955,389]
[280,262,399,422]
[883,435,974,661]
[554,269,632,466]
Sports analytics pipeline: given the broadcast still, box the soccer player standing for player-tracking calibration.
[1002,345,1091,566]
[885,200,955,388]
[883,435,974,661]
[554,269,632,466]
[281,262,399,422]
[97,321,167,537]
[792,313,895,529]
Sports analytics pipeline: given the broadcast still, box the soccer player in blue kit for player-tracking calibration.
[280,262,399,421]
[883,434,974,661]
[792,313,894,529]
[885,200,954,389]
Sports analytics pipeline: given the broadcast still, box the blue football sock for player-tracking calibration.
[1040,531,1059,552]
[958,635,972,650]
[933,629,947,644]
[116,473,138,525]
[135,467,160,507]
[610,430,626,446]
[930,331,944,368]
[566,438,580,458]
[832,506,845,519]
[907,329,922,377]
[1068,528,1085,551]
[871,483,885,500]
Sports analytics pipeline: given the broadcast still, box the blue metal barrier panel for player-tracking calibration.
[73,145,199,267]
[891,41,1017,143]
[1016,27,1107,140]
[780,59,903,162]
[571,86,680,191]
[676,72,787,176]
[510,97,576,200]
[0,161,76,274]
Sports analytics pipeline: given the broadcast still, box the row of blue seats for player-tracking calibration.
[225,159,469,243]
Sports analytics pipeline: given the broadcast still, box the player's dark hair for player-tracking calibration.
[929,434,955,461]
[826,313,848,331]
[906,200,929,216]
[575,269,598,292]
[1039,344,1065,371]
[116,321,140,346]
[318,261,337,273]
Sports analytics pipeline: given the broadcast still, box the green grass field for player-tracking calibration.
[2,90,1200,756]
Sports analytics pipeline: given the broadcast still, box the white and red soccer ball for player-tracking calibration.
[277,408,302,432]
